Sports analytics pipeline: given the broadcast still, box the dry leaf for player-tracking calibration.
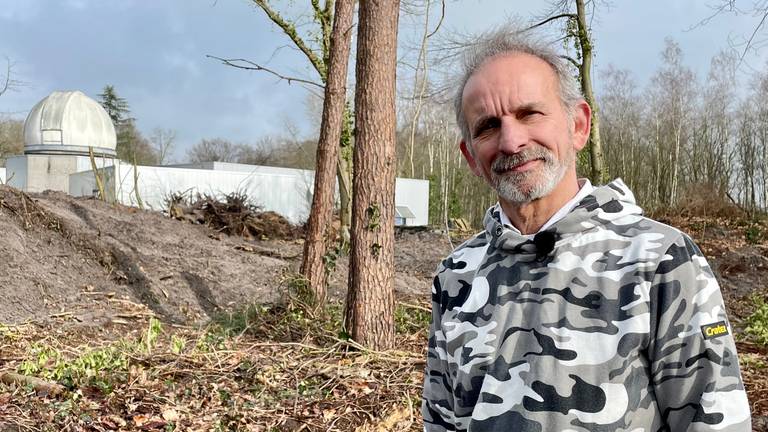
[162,408,180,422]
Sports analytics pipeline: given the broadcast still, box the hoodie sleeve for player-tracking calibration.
[422,269,458,432]
[647,234,751,431]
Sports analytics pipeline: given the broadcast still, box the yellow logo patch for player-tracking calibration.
[700,321,729,339]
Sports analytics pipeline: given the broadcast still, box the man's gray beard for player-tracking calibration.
[489,146,572,204]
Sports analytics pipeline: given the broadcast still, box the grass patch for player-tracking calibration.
[745,295,768,346]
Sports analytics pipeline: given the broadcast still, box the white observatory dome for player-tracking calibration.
[23,90,117,157]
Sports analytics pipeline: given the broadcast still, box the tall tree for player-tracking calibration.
[531,0,607,184]
[98,85,130,127]
[345,0,400,350]
[301,0,356,307]
[98,85,157,164]
[209,1,355,245]
[149,128,177,165]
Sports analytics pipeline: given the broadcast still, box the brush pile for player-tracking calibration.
[167,191,300,240]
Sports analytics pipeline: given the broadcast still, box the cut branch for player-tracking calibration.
[0,372,66,395]
[206,55,324,89]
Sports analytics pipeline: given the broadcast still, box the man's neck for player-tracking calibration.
[500,173,581,235]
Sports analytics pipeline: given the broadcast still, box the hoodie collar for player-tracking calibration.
[483,178,642,254]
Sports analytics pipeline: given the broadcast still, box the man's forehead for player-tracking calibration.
[461,53,559,116]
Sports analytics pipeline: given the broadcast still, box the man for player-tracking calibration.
[422,28,751,431]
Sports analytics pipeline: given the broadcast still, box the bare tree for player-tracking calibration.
[649,39,697,205]
[0,57,24,100]
[236,137,276,166]
[530,0,607,184]
[149,128,177,165]
[209,1,355,243]
[301,0,356,307]
[187,138,239,163]
[0,116,23,165]
[346,0,400,350]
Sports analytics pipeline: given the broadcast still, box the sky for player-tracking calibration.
[1,0,766,162]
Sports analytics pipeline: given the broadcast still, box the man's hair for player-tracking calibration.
[454,26,583,146]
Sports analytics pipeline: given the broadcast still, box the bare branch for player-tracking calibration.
[427,0,446,39]
[740,8,768,62]
[251,0,327,80]
[0,57,25,98]
[525,13,577,32]
[206,55,325,89]
[686,1,735,31]
[561,54,580,69]
[0,60,10,98]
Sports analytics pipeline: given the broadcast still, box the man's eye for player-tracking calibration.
[520,110,543,119]
[473,119,500,137]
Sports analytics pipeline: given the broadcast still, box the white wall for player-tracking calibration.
[5,156,28,190]
[0,167,5,184]
[70,161,430,226]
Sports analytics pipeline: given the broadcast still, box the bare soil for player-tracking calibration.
[0,187,452,327]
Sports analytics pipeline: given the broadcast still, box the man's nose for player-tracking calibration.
[498,117,528,154]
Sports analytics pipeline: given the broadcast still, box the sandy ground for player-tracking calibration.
[0,186,453,326]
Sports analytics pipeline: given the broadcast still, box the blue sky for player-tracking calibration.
[1,0,766,161]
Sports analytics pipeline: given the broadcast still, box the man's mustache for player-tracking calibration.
[492,148,553,174]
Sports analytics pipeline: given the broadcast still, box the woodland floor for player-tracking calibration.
[0,186,766,431]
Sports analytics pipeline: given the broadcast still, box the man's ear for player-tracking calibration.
[571,100,592,151]
[460,139,482,177]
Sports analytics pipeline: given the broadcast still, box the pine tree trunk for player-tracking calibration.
[300,0,355,307]
[345,0,400,350]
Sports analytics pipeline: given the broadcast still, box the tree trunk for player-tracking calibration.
[575,0,606,185]
[337,106,354,248]
[300,0,356,307]
[345,0,400,350]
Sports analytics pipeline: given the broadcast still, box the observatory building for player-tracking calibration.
[6,90,116,192]
[3,90,429,226]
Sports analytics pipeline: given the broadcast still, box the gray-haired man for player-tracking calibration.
[422,27,751,431]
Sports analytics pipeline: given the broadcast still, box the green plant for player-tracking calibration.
[143,317,163,353]
[395,304,431,335]
[744,224,763,244]
[746,296,768,346]
[171,335,186,354]
[739,352,767,369]
[18,342,130,390]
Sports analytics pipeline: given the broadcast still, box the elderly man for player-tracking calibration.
[422,28,751,431]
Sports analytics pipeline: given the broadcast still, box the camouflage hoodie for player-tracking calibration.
[422,179,751,431]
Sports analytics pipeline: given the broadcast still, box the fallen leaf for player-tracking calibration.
[162,408,180,422]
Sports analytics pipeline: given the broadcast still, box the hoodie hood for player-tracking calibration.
[483,178,644,256]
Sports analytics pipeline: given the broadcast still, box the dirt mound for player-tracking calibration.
[0,187,454,327]
[0,186,288,325]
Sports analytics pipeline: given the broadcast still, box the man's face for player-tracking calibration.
[459,53,589,204]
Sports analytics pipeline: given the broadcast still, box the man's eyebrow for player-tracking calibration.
[471,115,496,134]
[516,102,546,113]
